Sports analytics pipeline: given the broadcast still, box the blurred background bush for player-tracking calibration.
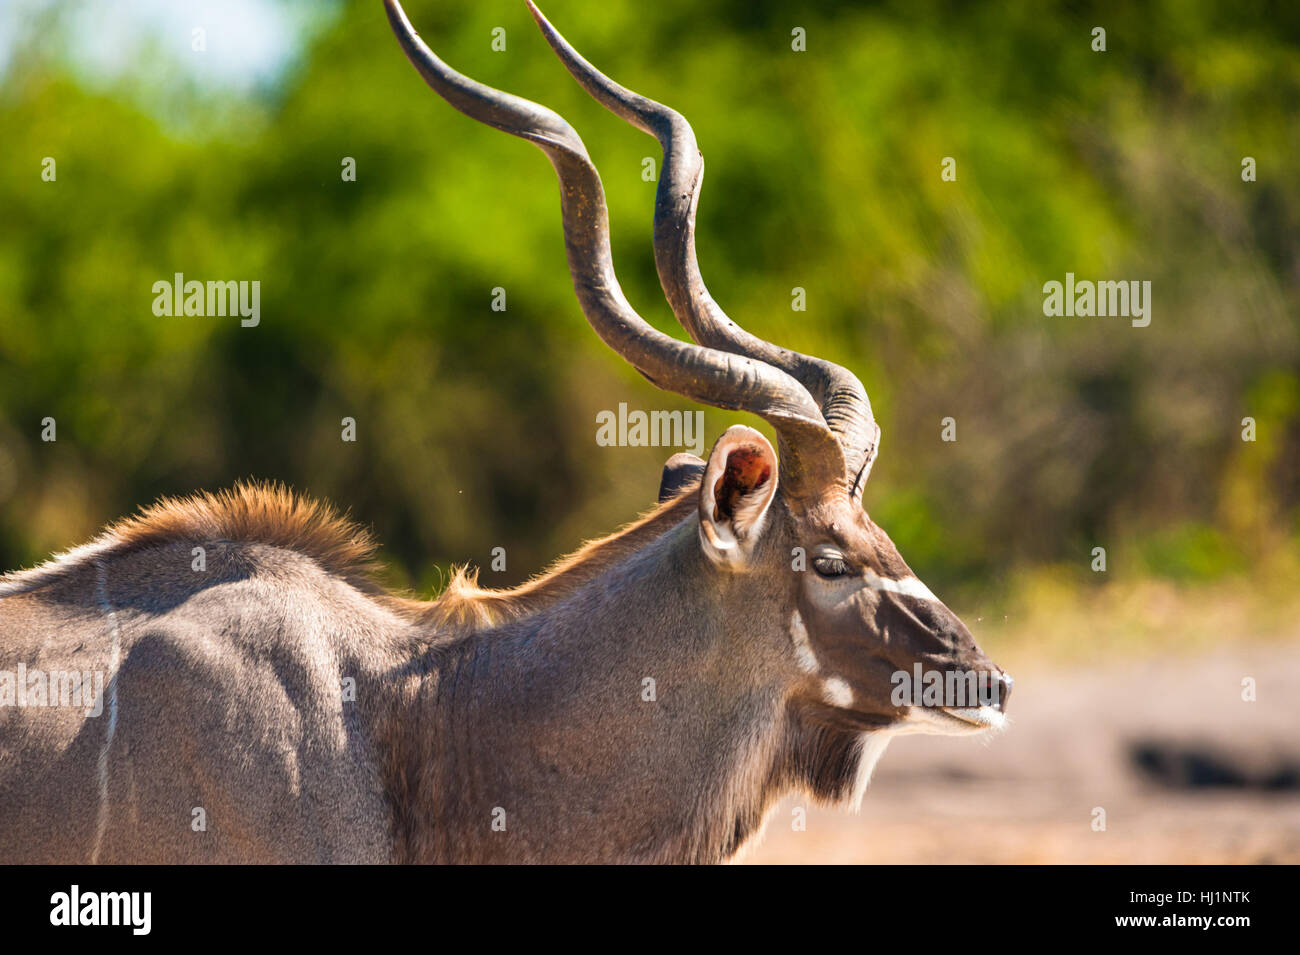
[1,0,1297,621]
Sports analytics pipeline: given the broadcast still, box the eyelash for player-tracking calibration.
[812,556,849,578]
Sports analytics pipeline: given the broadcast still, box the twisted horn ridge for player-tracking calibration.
[383,0,848,501]
[525,0,881,499]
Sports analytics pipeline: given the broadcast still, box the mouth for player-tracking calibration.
[937,706,1007,731]
[897,704,1008,737]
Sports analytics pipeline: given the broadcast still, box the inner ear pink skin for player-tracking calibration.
[713,446,772,521]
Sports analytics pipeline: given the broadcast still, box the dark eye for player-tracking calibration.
[812,555,849,578]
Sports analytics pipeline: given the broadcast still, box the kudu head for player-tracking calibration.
[385,0,1010,740]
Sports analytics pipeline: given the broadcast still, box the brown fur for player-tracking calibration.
[0,441,1003,863]
[0,481,383,599]
[2,479,702,631]
[421,483,701,629]
[105,482,383,588]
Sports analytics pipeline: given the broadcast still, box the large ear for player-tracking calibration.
[658,453,706,503]
[698,425,779,567]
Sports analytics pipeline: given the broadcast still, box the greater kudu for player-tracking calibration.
[0,0,1010,864]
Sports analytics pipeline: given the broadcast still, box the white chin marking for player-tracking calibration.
[904,705,1006,735]
[944,706,1006,730]
[862,570,938,602]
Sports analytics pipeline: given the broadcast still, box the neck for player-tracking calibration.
[382,503,840,863]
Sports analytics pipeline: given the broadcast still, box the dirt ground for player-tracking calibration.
[744,643,1300,864]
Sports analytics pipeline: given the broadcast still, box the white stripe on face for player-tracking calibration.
[821,676,853,708]
[789,610,819,673]
[861,569,939,602]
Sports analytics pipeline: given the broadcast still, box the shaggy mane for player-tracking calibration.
[3,479,703,627]
[102,481,384,592]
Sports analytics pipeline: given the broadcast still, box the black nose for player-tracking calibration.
[993,670,1013,712]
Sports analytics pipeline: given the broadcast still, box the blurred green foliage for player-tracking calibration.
[1,0,1297,598]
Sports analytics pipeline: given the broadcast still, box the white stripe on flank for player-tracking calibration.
[862,569,939,602]
[90,557,122,866]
